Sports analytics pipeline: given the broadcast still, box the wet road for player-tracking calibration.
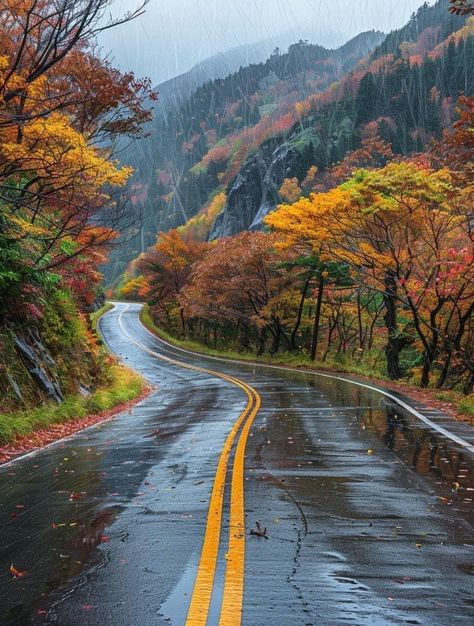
[0,302,473,625]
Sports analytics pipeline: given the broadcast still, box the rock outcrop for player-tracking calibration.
[12,330,64,404]
[209,132,312,239]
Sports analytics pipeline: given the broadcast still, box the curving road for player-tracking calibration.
[0,302,473,626]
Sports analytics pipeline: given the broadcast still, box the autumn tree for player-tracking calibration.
[138,230,209,333]
[319,137,394,191]
[265,187,353,360]
[333,163,472,386]
[433,95,474,190]
[181,232,298,354]
[279,177,302,203]
[0,0,154,319]
[448,1,474,15]
[266,161,473,385]
[0,0,150,127]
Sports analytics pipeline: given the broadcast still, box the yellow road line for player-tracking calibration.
[185,381,255,625]
[116,305,261,626]
[219,389,261,625]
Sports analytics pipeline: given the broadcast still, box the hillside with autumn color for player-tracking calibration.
[0,1,153,429]
[109,0,473,283]
[119,1,473,412]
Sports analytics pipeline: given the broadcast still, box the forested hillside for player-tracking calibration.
[0,1,151,423]
[106,29,385,279]
[110,0,473,285]
[120,1,473,403]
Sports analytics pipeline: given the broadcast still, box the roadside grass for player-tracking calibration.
[0,364,145,445]
[140,305,387,378]
[0,303,146,446]
[140,304,473,422]
[90,302,114,332]
[435,391,474,418]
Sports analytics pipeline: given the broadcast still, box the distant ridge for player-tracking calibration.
[151,29,351,118]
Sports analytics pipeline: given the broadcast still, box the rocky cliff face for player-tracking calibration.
[13,331,64,404]
[1,325,95,412]
[209,151,268,239]
[209,133,309,239]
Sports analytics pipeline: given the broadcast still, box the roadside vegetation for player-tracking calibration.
[140,305,474,423]
[0,363,145,445]
[0,2,152,446]
[0,302,147,446]
[90,303,115,332]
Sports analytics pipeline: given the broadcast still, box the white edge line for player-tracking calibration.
[119,303,474,455]
[4,300,470,471]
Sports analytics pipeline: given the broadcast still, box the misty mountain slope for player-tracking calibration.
[149,37,309,119]
[107,0,472,283]
[210,3,473,238]
[118,30,384,251]
[150,28,348,119]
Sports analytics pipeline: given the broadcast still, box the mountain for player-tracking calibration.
[150,39,298,120]
[106,29,384,281]
[211,2,473,238]
[107,1,472,283]
[151,30,347,119]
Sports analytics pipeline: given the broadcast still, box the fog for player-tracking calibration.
[100,0,428,85]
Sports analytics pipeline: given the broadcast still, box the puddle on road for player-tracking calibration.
[158,555,196,623]
[356,401,473,514]
[301,376,474,516]
[159,551,225,625]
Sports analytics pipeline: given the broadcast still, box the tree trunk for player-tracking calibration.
[421,349,434,388]
[240,323,251,350]
[290,278,310,351]
[310,278,324,361]
[270,319,281,355]
[322,317,337,362]
[357,289,364,350]
[436,347,453,389]
[383,270,403,380]
[257,327,267,356]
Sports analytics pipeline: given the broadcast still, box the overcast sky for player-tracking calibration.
[100,0,429,85]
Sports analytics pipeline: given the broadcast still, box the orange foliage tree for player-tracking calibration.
[137,230,210,333]
[449,1,474,15]
[279,177,302,203]
[181,232,299,354]
[0,0,154,318]
[266,161,473,387]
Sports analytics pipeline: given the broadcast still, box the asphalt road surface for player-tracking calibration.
[0,302,473,626]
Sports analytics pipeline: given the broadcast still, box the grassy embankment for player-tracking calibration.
[140,305,473,422]
[0,304,146,445]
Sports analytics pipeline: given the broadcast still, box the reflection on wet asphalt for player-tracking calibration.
[0,303,472,625]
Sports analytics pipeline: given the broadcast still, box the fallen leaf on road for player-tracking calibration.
[250,521,269,539]
[10,564,27,578]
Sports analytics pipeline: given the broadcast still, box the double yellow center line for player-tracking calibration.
[117,306,261,625]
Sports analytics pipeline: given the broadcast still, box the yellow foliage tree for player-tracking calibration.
[279,177,302,203]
